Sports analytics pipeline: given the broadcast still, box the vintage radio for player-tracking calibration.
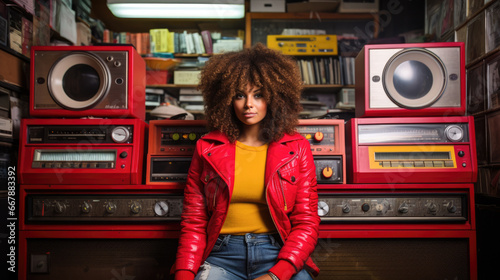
[146,120,207,186]
[267,35,338,56]
[346,116,477,184]
[355,42,465,117]
[18,118,148,185]
[297,119,346,184]
[30,45,146,120]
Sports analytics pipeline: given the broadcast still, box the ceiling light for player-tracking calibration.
[107,0,245,19]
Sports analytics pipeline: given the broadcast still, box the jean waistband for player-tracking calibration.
[219,233,281,242]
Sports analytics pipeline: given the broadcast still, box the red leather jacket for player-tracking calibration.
[174,130,320,278]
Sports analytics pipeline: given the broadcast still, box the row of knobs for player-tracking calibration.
[165,132,198,141]
[52,201,170,216]
[318,201,457,216]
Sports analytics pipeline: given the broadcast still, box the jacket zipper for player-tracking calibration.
[213,177,220,208]
[276,170,287,211]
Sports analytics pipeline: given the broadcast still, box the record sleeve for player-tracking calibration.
[485,0,500,52]
[474,115,487,166]
[454,0,467,28]
[487,111,500,164]
[467,0,484,17]
[467,61,486,114]
[486,52,500,110]
[466,11,485,64]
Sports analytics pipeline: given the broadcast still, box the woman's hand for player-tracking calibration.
[253,273,273,280]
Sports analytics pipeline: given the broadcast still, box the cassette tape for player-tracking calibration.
[346,116,477,184]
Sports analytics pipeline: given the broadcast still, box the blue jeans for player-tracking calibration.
[194,233,313,280]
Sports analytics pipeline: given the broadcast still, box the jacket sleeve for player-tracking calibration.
[273,139,320,276]
[174,141,209,276]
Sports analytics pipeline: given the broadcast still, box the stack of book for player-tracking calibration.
[179,88,204,113]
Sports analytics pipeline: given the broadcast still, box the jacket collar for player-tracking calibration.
[202,130,303,145]
[201,130,301,187]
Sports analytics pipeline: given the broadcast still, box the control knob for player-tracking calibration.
[314,132,324,142]
[398,202,409,214]
[54,202,65,214]
[342,203,351,213]
[447,201,457,213]
[321,166,334,179]
[317,201,329,216]
[130,201,142,214]
[361,203,370,212]
[155,201,169,216]
[81,201,92,214]
[105,202,117,214]
[427,202,438,213]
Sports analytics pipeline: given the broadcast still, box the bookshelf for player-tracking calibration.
[244,12,379,49]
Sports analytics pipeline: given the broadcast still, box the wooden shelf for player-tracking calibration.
[245,12,379,48]
[147,84,353,90]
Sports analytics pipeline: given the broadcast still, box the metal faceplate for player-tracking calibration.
[314,156,343,183]
[318,193,467,223]
[27,194,184,222]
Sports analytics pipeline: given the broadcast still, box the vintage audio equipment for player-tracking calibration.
[346,116,477,184]
[297,119,346,184]
[18,184,182,279]
[267,35,338,55]
[18,118,148,185]
[30,45,146,120]
[355,42,465,117]
[19,185,184,230]
[148,156,192,185]
[313,183,477,280]
[148,120,207,156]
[146,120,207,186]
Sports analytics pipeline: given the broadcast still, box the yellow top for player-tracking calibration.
[220,141,276,235]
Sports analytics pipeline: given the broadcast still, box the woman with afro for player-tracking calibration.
[174,43,320,280]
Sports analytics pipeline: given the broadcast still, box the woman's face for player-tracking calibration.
[233,84,267,128]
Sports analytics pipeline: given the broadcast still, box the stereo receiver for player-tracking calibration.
[18,118,148,185]
[346,116,477,184]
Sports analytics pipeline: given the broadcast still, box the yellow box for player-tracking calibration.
[267,35,338,56]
